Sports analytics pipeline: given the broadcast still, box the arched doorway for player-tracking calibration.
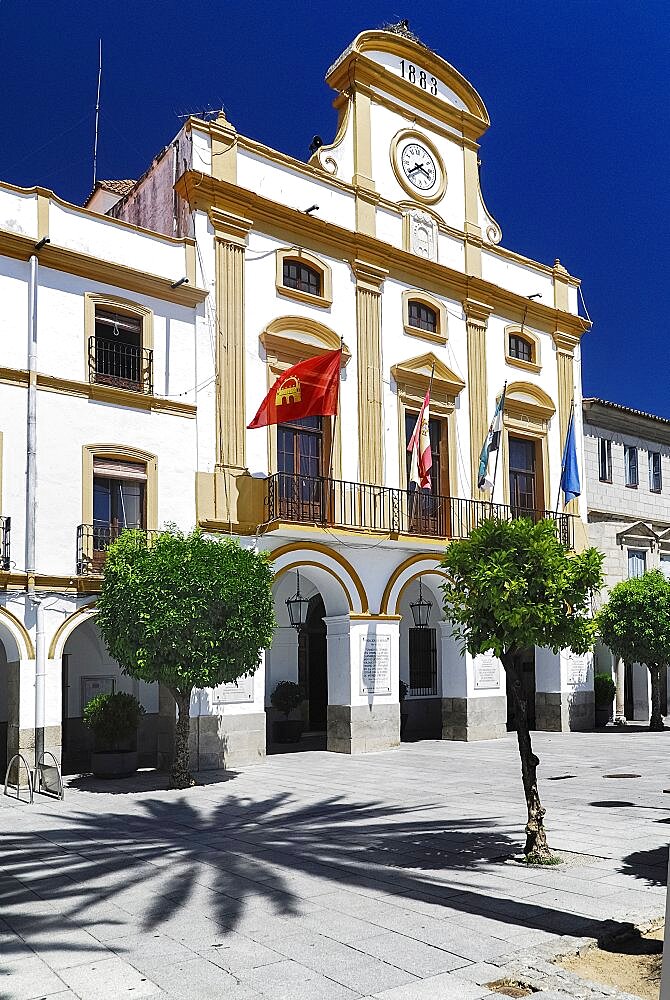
[0,611,33,776]
[61,616,166,774]
[298,594,327,733]
[397,576,444,741]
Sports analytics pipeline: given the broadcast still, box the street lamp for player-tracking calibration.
[286,569,309,631]
[409,577,432,628]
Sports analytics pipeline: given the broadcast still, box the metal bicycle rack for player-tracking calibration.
[4,753,34,804]
[4,751,64,804]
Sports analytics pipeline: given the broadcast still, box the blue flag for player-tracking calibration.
[560,408,581,504]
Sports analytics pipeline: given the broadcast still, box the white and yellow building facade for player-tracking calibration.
[0,27,594,775]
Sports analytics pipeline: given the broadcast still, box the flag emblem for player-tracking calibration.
[408,391,432,491]
[275,376,301,407]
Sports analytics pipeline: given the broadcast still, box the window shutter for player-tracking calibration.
[93,458,147,481]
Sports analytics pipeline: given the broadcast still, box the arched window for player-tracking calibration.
[508,333,533,363]
[408,300,438,335]
[282,260,321,297]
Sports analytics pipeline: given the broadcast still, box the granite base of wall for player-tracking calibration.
[442,696,507,741]
[403,698,442,741]
[188,712,266,770]
[6,725,61,785]
[327,704,400,754]
[535,690,595,732]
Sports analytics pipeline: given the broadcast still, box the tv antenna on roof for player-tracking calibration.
[92,39,102,187]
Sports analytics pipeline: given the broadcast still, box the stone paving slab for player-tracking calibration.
[1,729,669,999]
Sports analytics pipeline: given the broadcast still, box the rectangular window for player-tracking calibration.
[598,438,612,483]
[627,548,646,579]
[408,628,438,695]
[661,555,670,581]
[649,451,662,493]
[92,308,150,393]
[508,436,537,512]
[624,445,639,488]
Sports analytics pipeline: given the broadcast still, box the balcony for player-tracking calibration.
[265,473,574,549]
[76,524,157,576]
[0,516,10,570]
[88,336,153,395]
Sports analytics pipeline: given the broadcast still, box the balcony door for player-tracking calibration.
[93,309,144,392]
[277,416,326,521]
[508,436,542,515]
[92,458,146,568]
[405,412,449,536]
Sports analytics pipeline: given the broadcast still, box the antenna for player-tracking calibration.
[92,38,102,187]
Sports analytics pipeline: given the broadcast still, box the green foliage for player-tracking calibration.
[598,571,670,669]
[522,853,563,866]
[270,680,303,718]
[594,672,616,706]
[441,518,604,658]
[82,691,144,751]
[96,528,276,696]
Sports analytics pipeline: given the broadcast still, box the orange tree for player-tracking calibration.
[442,518,603,861]
[96,529,275,788]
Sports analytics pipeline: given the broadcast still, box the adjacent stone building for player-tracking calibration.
[584,398,670,722]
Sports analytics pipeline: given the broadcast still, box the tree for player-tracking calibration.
[598,570,670,732]
[441,518,603,860]
[96,529,276,788]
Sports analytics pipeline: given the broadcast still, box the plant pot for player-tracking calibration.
[594,705,611,729]
[90,750,138,779]
[272,720,304,744]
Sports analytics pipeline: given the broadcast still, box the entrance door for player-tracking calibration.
[277,416,326,522]
[297,595,328,732]
[506,648,536,730]
[405,413,449,536]
[509,437,540,516]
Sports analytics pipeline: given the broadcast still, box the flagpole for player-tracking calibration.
[555,401,575,514]
[490,381,507,507]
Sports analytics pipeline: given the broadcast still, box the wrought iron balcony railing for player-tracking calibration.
[0,516,10,571]
[88,336,153,394]
[76,523,157,576]
[265,473,574,549]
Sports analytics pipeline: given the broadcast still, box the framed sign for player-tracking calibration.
[474,653,501,690]
[81,675,115,713]
[360,635,392,695]
[211,675,254,705]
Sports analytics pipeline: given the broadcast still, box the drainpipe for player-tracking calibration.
[27,238,48,763]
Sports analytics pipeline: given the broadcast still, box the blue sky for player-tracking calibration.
[1,0,667,416]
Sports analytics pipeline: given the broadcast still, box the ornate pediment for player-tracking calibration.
[616,521,659,548]
[391,352,465,397]
[260,316,351,366]
[503,381,556,421]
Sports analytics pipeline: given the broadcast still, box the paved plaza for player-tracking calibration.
[1,729,669,1000]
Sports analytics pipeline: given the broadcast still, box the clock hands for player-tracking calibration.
[408,162,432,180]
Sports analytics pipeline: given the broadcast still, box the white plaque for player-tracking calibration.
[566,653,587,686]
[474,654,501,690]
[360,635,392,695]
[211,674,254,704]
[81,675,115,712]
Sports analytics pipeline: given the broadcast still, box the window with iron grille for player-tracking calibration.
[282,260,321,296]
[408,300,438,334]
[409,627,438,695]
[508,333,533,363]
[598,438,612,483]
[624,445,639,487]
[649,451,662,493]
[93,308,144,391]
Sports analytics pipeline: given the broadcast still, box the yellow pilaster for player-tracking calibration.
[210,113,238,184]
[553,329,580,514]
[464,298,494,500]
[463,147,482,277]
[352,91,377,236]
[210,208,252,471]
[351,259,388,485]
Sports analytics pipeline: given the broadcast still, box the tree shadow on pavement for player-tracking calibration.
[0,790,652,975]
[620,844,668,888]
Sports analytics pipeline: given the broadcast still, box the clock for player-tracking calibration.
[401,142,436,191]
[391,130,446,204]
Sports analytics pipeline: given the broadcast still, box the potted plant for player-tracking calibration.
[399,679,409,740]
[83,691,145,778]
[594,672,616,728]
[270,680,304,743]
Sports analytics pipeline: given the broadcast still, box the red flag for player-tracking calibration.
[248,348,341,429]
[407,391,432,490]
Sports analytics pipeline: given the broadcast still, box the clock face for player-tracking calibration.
[401,142,437,191]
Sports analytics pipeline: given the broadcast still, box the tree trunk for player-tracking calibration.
[170,689,194,789]
[649,665,665,731]
[502,651,552,860]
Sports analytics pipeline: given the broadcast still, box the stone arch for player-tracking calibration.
[0,606,34,661]
[380,553,444,615]
[48,603,97,660]
[269,542,368,614]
